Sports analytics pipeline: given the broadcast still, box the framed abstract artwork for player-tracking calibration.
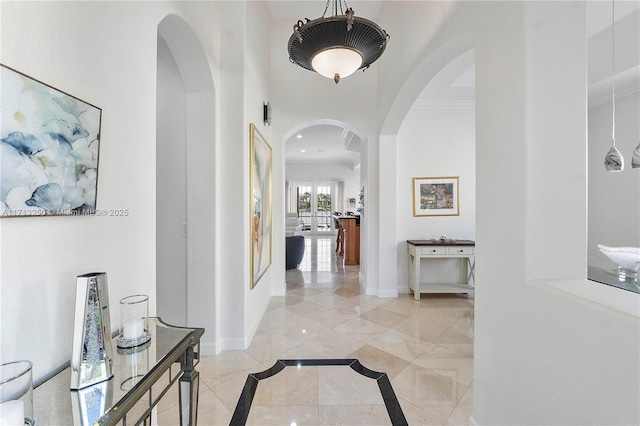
[1,64,102,217]
[413,176,460,216]
[250,123,272,289]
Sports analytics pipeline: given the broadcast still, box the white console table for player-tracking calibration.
[407,240,475,300]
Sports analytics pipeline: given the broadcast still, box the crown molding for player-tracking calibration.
[285,159,359,170]
[589,81,640,109]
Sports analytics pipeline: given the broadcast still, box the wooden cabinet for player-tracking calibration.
[337,216,360,265]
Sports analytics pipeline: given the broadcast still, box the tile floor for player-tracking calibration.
[157,236,474,425]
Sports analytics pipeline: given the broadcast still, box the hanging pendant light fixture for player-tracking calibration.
[288,0,390,84]
[604,0,624,172]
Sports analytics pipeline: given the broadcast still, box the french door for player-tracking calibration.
[293,182,336,235]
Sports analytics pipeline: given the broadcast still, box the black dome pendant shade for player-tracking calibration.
[288,2,390,84]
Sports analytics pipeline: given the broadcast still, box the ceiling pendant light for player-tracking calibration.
[288,0,390,84]
[604,0,624,172]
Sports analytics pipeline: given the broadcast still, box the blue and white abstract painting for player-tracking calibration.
[1,65,102,216]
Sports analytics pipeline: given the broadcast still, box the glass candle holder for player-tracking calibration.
[117,295,151,348]
[0,360,34,426]
[118,343,151,392]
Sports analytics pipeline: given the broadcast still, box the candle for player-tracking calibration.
[122,318,144,340]
[0,400,24,426]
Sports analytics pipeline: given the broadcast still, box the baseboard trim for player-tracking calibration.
[244,295,270,348]
[219,338,247,351]
[199,341,218,356]
[397,285,410,294]
[377,289,398,298]
[272,286,286,297]
[362,284,399,298]
[364,286,377,296]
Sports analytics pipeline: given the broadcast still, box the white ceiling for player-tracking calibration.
[284,124,362,168]
[281,1,640,164]
[267,0,382,21]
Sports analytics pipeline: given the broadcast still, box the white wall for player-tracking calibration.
[156,38,188,326]
[472,2,640,424]
[0,1,273,382]
[588,92,640,268]
[214,1,275,348]
[396,106,476,291]
[375,1,639,424]
[0,1,179,382]
[243,1,274,344]
[216,1,248,349]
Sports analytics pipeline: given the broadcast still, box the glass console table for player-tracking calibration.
[34,318,204,425]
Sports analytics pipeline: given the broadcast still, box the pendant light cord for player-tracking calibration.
[322,0,331,18]
[612,0,616,147]
[322,0,349,18]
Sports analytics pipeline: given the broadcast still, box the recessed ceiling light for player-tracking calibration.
[301,149,306,153]
[296,134,303,139]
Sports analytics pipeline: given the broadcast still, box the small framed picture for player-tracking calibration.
[413,176,459,216]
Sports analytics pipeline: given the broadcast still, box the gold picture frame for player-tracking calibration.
[413,176,460,216]
[250,123,272,289]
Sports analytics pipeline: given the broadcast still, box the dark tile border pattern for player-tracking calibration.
[230,358,408,425]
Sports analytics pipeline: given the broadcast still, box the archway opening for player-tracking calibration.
[156,15,217,354]
[283,119,368,285]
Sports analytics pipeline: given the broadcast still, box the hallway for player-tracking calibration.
[158,236,474,425]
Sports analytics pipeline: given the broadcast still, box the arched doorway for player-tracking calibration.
[283,119,368,284]
[374,32,475,298]
[284,120,364,236]
[156,15,217,354]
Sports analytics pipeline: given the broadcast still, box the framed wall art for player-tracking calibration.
[413,176,459,216]
[1,64,102,217]
[250,123,272,289]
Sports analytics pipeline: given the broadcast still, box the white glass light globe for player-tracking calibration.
[311,47,363,81]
